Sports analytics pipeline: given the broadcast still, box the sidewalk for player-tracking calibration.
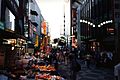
[58,62,71,80]
[58,59,114,80]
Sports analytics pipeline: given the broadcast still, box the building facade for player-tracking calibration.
[0,0,26,68]
[0,0,45,69]
[24,0,42,53]
[75,0,120,64]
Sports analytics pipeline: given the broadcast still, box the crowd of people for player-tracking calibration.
[94,50,113,68]
[80,50,113,69]
[0,46,82,80]
[0,45,114,80]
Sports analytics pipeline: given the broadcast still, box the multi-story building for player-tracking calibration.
[24,0,42,53]
[113,0,120,64]
[40,20,50,53]
[0,0,26,68]
[71,0,82,49]
[73,0,120,64]
[0,0,45,69]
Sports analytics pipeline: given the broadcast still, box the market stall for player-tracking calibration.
[19,59,65,80]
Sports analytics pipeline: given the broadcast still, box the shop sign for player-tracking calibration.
[0,21,4,30]
[34,35,38,47]
[41,21,47,35]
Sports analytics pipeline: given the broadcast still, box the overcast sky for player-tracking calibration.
[36,0,70,40]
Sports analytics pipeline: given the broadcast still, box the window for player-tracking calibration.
[15,0,19,6]
[115,3,120,9]
[5,8,15,31]
[9,10,15,31]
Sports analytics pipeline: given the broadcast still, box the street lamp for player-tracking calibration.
[93,25,95,27]
[63,35,75,48]
[88,22,90,25]
[80,19,96,27]
[97,20,113,27]
[80,19,113,27]
[98,25,101,27]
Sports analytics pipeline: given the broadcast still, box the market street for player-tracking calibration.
[0,0,120,80]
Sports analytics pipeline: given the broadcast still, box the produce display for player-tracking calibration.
[35,73,62,80]
[32,64,56,71]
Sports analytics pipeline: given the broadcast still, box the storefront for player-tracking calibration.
[1,37,26,68]
[0,21,5,68]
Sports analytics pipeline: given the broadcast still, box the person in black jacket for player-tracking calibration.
[69,49,81,80]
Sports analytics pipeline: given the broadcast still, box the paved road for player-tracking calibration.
[58,59,114,80]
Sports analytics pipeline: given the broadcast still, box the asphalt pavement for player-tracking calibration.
[58,59,114,80]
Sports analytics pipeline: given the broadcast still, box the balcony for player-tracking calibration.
[30,10,38,16]
[30,2,36,15]
[30,15,38,26]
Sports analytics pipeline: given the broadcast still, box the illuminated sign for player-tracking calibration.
[41,21,47,35]
[34,35,38,47]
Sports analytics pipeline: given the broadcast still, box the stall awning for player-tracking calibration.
[0,29,27,40]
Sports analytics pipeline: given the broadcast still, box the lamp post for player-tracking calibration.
[60,35,75,48]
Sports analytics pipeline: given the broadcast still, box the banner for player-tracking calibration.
[41,21,46,35]
[35,35,38,47]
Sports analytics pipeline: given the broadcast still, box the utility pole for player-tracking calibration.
[64,2,65,36]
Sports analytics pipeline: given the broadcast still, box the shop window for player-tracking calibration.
[5,8,15,31]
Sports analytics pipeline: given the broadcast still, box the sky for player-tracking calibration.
[35,0,70,40]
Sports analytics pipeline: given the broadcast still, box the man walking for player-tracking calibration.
[69,49,81,80]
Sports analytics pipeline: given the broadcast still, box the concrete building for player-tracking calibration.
[71,0,82,49]
[0,0,26,68]
[24,0,42,53]
[72,0,120,65]
[0,0,44,68]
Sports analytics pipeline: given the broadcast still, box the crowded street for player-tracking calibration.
[0,0,120,80]
[0,48,115,80]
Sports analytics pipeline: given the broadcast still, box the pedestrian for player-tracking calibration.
[69,52,81,80]
[85,54,91,68]
[101,51,108,67]
[106,50,113,67]
[53,57,58,70]
[94,51,101,68]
